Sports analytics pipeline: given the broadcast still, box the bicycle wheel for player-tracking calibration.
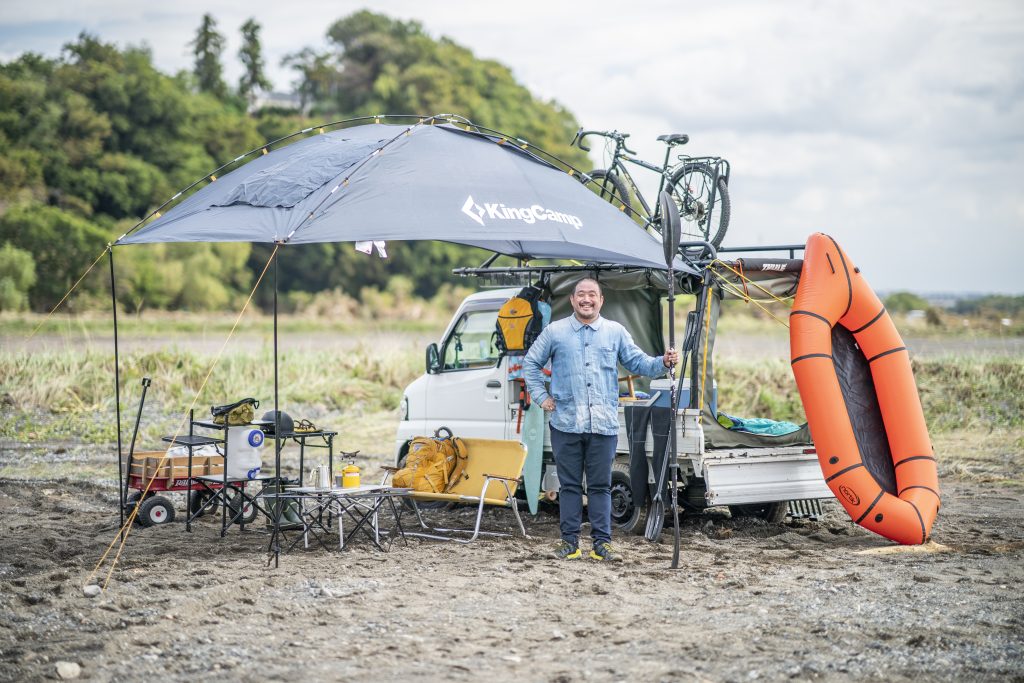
[667,162,730,248]
[586,169,633,218]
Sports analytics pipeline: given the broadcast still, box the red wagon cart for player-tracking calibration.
[124,450,240,527]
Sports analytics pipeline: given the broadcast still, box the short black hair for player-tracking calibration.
[572,277,603,295]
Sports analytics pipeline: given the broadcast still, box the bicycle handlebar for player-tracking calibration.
[573,128,636,155]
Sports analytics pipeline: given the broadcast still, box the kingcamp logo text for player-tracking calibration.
[461,196,583,230]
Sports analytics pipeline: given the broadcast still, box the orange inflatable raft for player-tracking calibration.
[790,233,939,544]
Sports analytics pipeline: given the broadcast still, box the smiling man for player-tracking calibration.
[523,277,678,562]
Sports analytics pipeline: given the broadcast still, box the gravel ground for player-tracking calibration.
[0,442,1021,682]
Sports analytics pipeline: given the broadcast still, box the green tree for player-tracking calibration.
[954,295,1024,318]
[191,14,227,99]
[885,291,930,313]
[0,203,109,310]
[0,244,37,311]
[238,18,272,107]
[322,11,588,167]
[281,48,335,114]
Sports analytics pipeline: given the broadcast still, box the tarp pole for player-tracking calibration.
[272,245,281,567]
[109,247,125,539]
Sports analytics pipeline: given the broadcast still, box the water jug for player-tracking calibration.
[225,426,264,479]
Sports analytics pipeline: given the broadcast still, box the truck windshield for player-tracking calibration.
[442,309,501,371]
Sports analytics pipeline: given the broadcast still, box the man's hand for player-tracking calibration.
[541,398,555,411]
[663,347,679,368]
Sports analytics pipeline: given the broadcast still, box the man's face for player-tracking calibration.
[571,280,604,322]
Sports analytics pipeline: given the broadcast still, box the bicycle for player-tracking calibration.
[572,128,731,249]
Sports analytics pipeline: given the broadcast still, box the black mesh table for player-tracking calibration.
[264,485,409,557]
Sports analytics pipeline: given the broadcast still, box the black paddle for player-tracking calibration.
[645,193,682,562]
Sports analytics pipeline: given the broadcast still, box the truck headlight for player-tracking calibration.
[400,395,409,421]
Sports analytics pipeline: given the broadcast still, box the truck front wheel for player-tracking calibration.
[610,463,642,533]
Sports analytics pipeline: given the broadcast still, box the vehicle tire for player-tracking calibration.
[226,491,258,525]
[730,501,789,523]
[610,463,643,533]
[587,169,634,219]
[188,490,217,518]
[667,162,731,249]
[137,495,175,527]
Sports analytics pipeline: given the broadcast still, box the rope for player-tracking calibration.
[708,260,793,329]
[86,244,280,591]
[25,246,109,342]
[712,259,793,304]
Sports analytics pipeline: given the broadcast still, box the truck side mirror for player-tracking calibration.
[425,343,441,374]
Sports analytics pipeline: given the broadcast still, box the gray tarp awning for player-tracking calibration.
[116,122,695,274]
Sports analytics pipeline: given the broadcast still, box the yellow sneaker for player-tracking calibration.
[590,541,624,562]
[551,540,582,560]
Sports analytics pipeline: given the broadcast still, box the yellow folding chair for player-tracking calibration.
[386,438,528,543]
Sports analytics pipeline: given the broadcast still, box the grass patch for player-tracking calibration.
[713,355,1024,433]
[0,344,420,449]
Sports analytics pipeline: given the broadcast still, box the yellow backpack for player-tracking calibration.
[495,285,545,353]
[394,427,469,493]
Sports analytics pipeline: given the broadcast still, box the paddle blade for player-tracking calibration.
[659,190,682,266]
[645,500,665,541]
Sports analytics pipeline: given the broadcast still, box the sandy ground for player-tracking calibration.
[0,441,1022,683]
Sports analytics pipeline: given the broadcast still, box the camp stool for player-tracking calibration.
[383,438,528,543]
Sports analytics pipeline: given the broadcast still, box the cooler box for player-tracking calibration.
[650,378,717,414]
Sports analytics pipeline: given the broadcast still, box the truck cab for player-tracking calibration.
[396,265,833,530]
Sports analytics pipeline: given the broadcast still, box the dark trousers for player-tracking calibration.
[550,426,617,546]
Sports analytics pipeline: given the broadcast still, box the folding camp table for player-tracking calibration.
[264,485,409,554]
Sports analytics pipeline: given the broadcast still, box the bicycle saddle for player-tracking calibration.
[657,133,689,146]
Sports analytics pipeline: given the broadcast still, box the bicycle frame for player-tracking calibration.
[580,131,673,224]
[609,149,674,223]
[575,128,730,238]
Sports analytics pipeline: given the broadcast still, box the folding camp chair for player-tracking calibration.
[384,438,528,543]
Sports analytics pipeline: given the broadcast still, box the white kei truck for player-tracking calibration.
[395,260,833,532]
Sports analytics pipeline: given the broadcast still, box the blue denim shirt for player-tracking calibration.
[523,315,667,436]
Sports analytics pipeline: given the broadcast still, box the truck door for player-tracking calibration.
[424,306,508,438]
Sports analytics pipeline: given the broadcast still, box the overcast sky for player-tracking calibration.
[1,0,1021,294]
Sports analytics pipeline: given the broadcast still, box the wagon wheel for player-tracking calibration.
[137,496,176,527]
[226,491,259,525]
[189,489,218,518]
[124,490,144,516]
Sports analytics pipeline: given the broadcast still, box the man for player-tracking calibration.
[523,278,678,561]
